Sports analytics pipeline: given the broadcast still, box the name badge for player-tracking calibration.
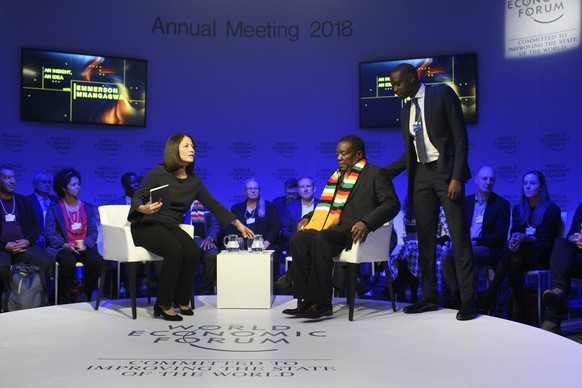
[475,215,483,224]
[526,226,536,236]
[71,222,82,231]
[5,214,15,222]
[413,122,422,134]
[246,218,255,225]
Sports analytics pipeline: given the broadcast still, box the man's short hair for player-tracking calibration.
[339,135,366,157]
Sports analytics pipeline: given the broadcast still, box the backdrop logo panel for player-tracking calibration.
[94,166,121,184]
[229,168,256,184]
[195,167,213,181]
[542,162,571,182]
[316,167,333,183]
[497,164,522,183]
[493,135,521,154]
[0,133,26,153]
[316,141,337,158]
[365,141,386,159]
[95,193,118,206]
[229,141,255,158]
[94,138,123,156]
[47,136,75,155]
[552,193,572,213]
[505,0,580,58]
[541,131,570,151]
[140,139,164,157]
[272,168,298,182]
[6,163,27,183]
[195,140,212,158]
[272,141,298,158]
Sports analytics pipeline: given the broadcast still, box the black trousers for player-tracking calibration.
[0,246,53,290]
[289,229,346,304]
[56,246,103,299]
[545,237,582,323]
[131,223,199,308]
[413,162,476,302]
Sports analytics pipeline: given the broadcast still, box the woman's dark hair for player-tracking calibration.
[53,167,81,198]
[163,133,195,173]
[515,170,550,226]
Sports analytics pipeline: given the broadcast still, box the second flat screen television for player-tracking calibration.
[359,53,477,128]
[21,48,147,127]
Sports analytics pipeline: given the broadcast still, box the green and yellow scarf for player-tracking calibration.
[304,159,367,231]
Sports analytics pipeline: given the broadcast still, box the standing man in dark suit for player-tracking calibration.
[283,135,400,319]
[28,172,58,248]
[441,166,510,312]
[385,63,477,320]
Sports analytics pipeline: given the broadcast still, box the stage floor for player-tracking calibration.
[1,296,581,387]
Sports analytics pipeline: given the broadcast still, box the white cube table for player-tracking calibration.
[216,250,273,309]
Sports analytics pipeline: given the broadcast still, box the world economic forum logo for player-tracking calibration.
[47,136,75,155]
[272,141,298,158]
[540,132,570,151]
[94,166,121,184]
[316,141,337,158]
[507,0,566,24]
[228,168,255,184]
[229,141,255,158]
[127,323,326,352]
[0,133,26,152]
[497,165,522,183]
[365,141,386,159]
[272,168,297,182]
[94,138,123,157]
[195,140,212,158]
[140,139,164,157]
[493,135,521,154]
[541,162,571,182]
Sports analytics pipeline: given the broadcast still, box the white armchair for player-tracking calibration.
[95,205,194,319]
[334,221,396,321]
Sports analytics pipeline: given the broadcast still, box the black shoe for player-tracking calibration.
[477,291,497,315]
[456,301,478,321]
[282,300,313,316]
[403,299,439,314]
[542,288,568,311]
[274,273,293,295]
[154,304,183,321]
[541,320,562,335]
[298,303,333,319]
[172,303,194,316]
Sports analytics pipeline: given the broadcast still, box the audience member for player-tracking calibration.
[272,178,299,221]
[282,135,400,319]
[225,178,282,269]
[541,202,582,334]
[441,166,510,312]
[276,177,318,294]
[385,63,477,320]
[495,170,561,323]
[185,200,221,295]
[45,168,103,304]
[0,165,52,297]
[28,172,58,248]
[109,172,140,205]
[389,198,449,303]
[128,133,253,321]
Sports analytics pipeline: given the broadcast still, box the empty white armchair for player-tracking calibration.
[334,221,396,321]
[95,205,194,319]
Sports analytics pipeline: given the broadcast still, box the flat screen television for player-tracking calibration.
[359,53,477,128]
[21,48,147,127]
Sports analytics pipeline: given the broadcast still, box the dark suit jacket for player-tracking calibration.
[385,84,471,189]
[226,199,281,245]
[465,192,510,251]
[303,163,400,248]
[28,193,58,227]
[0,193,42,250]
[44,201,100,260]
[280,198,319,244]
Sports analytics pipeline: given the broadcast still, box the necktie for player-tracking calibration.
[411,98,428,164]
[42,197,50,212]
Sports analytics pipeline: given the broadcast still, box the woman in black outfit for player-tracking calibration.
[129,133,253,321]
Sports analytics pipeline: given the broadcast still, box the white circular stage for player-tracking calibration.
[1,296,581,387]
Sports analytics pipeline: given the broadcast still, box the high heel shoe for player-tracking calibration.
[172,303,194,316]
[153,304,183,321]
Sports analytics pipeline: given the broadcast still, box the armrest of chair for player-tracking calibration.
[101,224,133,261]
[336,222,393,264]
[180,224,194,238]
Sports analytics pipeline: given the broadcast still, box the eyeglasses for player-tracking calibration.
[245,187,260,191]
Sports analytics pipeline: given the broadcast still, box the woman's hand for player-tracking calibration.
[62,242,79,254]
[233,219,254,239]
[138,200,163,214]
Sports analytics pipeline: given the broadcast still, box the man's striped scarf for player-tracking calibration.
[304,159,366,231]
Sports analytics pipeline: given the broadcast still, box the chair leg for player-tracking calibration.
[382,261,397,312]
[145,262,152,304]
[347,263,357,321]
[54,262,59,305]
[129,262,138,319]
[94,260,108,311]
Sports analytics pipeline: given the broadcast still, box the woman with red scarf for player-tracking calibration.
[45,168,103,304]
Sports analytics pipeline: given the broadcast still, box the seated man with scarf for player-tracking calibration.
[282,135,400,319]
